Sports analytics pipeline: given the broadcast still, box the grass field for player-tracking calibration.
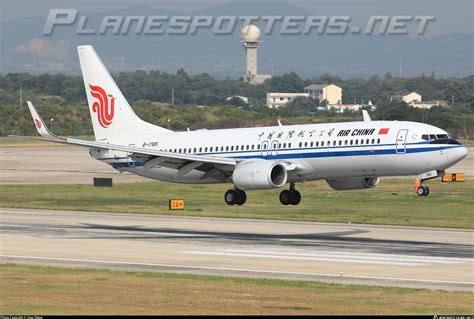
[0,179,472,228]
[0,264,472,315]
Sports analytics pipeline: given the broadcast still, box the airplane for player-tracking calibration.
[19,45,468,206]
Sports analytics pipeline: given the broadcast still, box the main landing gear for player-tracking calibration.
[224,189,247,205]
[279,183,301,206]
[224,183,302,206]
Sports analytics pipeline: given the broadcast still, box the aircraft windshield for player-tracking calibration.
[421,134,461,145]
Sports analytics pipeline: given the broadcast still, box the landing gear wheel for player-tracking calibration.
[290,190,301,205]
[225,189,238,205]
[280,189,302,205]
[279,190,292,205]
[235,189,247,205]
[225,189,247,205]
[416,186,430,197]
[423,186,430,196]
[416,186,425,196]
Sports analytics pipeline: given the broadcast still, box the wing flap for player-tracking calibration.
[66,138,236,166]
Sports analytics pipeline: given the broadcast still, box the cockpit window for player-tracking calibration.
[430,138,461,145]
[421,133,461,145]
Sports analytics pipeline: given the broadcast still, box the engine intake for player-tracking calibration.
[233,160,287,190]
[326,177,380,190]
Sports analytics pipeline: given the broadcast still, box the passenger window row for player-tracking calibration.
[162,144,262,154]
[160,138,382,154]
[162,143,288,154]
[298,138,381,148]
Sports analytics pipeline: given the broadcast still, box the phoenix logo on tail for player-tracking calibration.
[34,119,42,129]
[89,84,115,128]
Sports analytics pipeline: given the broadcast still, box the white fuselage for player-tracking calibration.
[94,120,467,184]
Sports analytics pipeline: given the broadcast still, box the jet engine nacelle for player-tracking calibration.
[326,177,380,190]
[232,160,287,190]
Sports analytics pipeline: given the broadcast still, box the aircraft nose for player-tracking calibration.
[459,146,468,160]
[443,145,468,168]
[451,145,468,163]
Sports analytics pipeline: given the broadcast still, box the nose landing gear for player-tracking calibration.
[416,183,430,196]
[415,171,442,197]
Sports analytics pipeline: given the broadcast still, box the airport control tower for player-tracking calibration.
[241,24,271,85]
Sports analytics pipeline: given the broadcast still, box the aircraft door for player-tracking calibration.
[261,141,269,157]
[270,140,279,156]
[396,129,408,154]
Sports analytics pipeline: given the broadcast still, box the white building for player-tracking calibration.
[266,92,310,108]
[304,84,342,105]
[409,100,442,109]
[328,101,375,113]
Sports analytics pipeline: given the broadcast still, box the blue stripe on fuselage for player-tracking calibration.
[234,145,459,160]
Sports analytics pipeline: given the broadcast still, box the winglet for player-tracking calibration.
[277,118,283,126]
[27,101,57,138]
[362,110,371,122]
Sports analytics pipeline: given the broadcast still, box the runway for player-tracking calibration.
[1,208,473,291]
[0,146,146,184]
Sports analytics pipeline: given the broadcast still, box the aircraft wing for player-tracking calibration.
[17,101,303,178]
[69,138,236,166]
[13,134,236,165]
[16,101,237,175]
